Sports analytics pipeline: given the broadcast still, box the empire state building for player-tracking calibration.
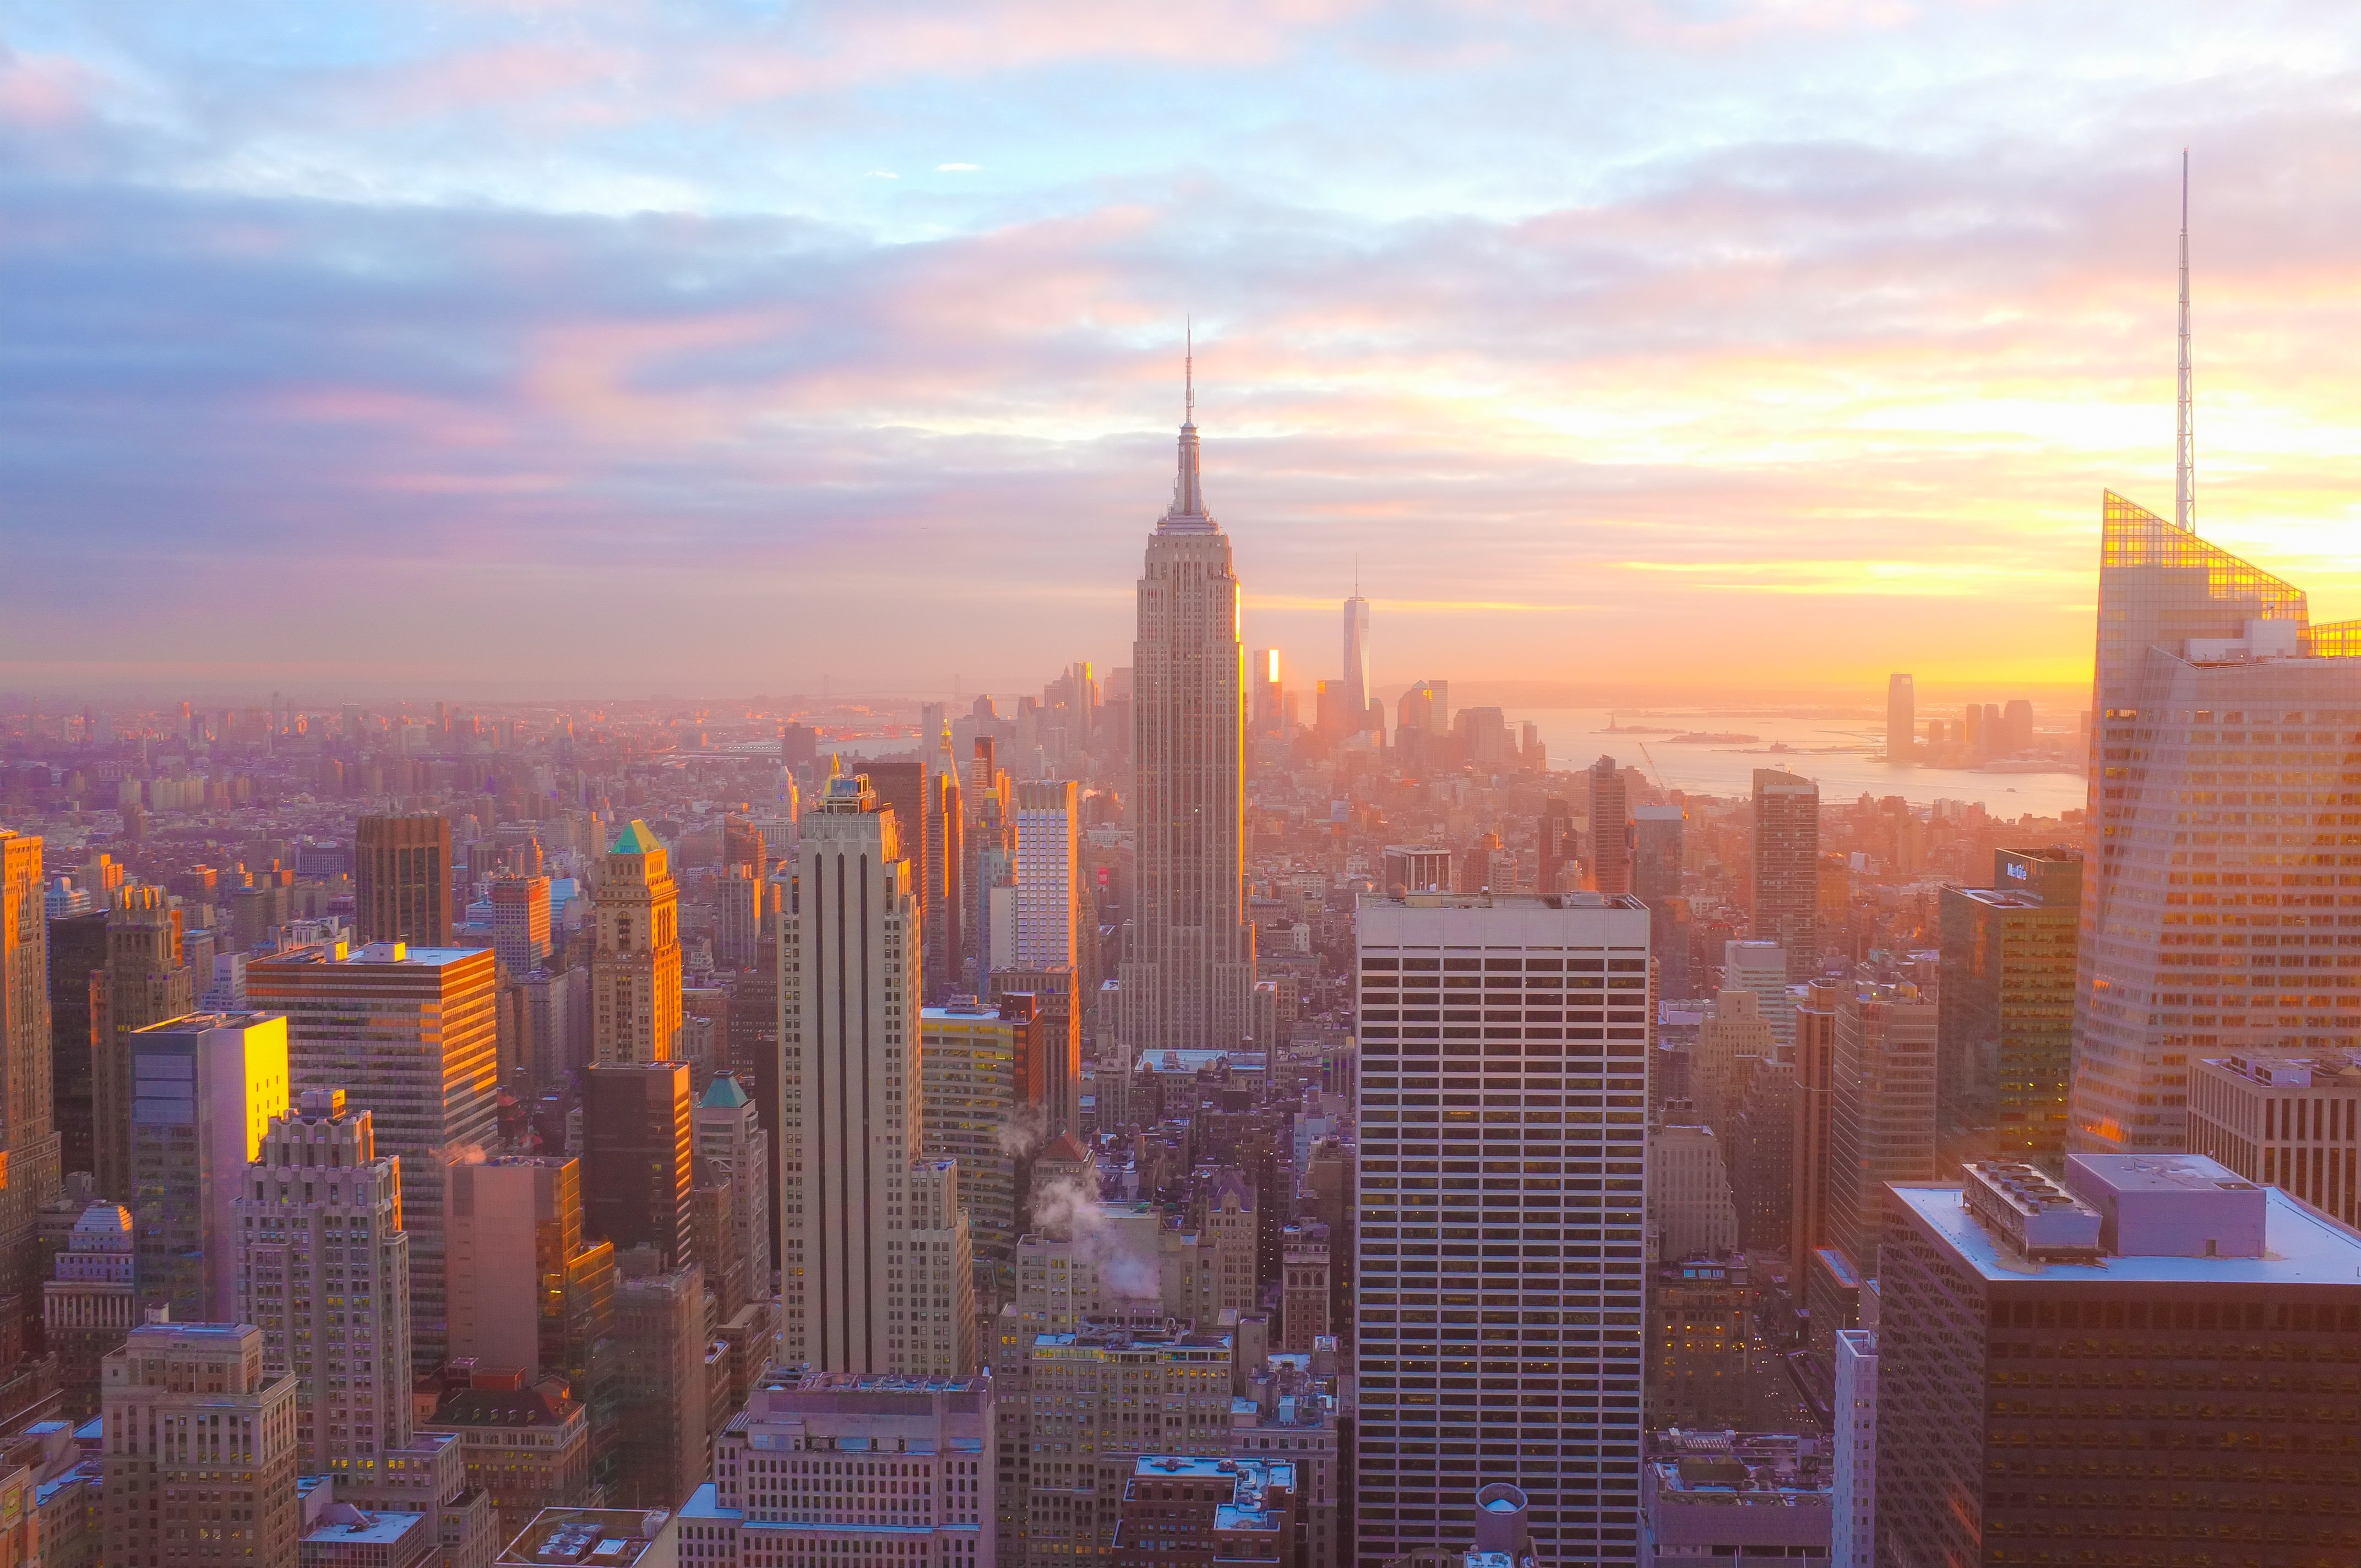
[1122,367,1256,1055]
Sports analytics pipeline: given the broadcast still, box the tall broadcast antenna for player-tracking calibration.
[2175,149,2195,532]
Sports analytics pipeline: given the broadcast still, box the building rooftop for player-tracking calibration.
[699,1072,750,1109]
[1893,1178,2361,1284]
[1133,1454,1245,1480]
[497,1508,675,1567]
[68,1202,131,1240]
[1127,1455,1295,1534]
[1133,1049,1267,1075]
[2201,1052,2361,1089]
[352,944,487,966]
[1361,891,1647,912]
[608,821,662,856]
[1951,886,2050,912]
[427,1386,579,1429]
[753,1370,988,1396]
[1037,1131,1089,1165]
[303,1506,428,1548]
[129,1010,277,1037]
[1035,1327,1231,1355]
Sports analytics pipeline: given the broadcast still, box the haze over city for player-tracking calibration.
[7,2,2361,698]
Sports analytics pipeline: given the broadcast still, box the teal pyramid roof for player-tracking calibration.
[700,1071,750,1109]
[610,820,662,855]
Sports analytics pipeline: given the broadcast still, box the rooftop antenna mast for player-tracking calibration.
[2176,149,2195,532]
[1185,318,1195,426]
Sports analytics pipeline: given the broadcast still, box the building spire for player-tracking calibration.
[1168,323,1206,520]
[1185,318,1195,427]
[2176,148,2195,532]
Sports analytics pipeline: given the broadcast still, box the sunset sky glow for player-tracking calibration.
[5,1,2361,703]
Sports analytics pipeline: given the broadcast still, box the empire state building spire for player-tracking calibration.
[1166,325,1209,525]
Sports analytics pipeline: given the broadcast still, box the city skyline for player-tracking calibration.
[8,6,2361,695]
[10,6,2361,1562]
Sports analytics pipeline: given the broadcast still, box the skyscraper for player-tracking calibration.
[1829,1329,1876,1568]
[2072,492,2361,1153]
[93,885,194,1201]
[583,1059,693,1266]
[1353,890,1652,1568]
[235,1088,410,1478]
[0,829,62,1355]
[611,1258,708,1510]
[987,966,1079,1136]
[1124,364,1255,1055]
[1749,769,1819,981]
[1939,848,2080,1167]
[355,814,453,948]
[1880,1155,2361,1562]
[1884,673,1913,762]
[46,905,107,1182]
[491,874,553,976]
[445,1153,616,1401]
[869,760,937,999]
[1013,781,1083,970]
[778,772,974,1374]
[103,1323,302,1568]
[1631,804,1688,997]
[1587,756,1631,896]
[723,815,766,878]
[1252,648,1285,736]
[127,1010,290,1321]
[929,766,967,1003]
[2184,1047,2361,1233]
[715,864,763,972]
[1630,804,1683,902]
[248,941,499,1370]
[591,821,682,1065]
[44,1200,136,1417]
[1788,983,1838,1272]
[1823,983,1936,1281]
[1536,798,1577,898]
[693,1070,773,1319]
[921,993,1044,1282]
[1342,591,1372,734]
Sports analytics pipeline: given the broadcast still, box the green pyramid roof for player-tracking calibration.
[700,1072,750,1109]
[610,820,662,855]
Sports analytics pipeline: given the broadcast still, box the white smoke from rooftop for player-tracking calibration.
[1030,1170,1160,1300]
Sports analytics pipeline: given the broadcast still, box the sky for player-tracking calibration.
[4,1,2361,705]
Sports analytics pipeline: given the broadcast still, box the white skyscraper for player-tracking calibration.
[1343,591,1372,733]
[1831,1328,1879,1568]
[1353,891,1652,1568]
[1721,938,1794,1048]
[235,1087,411,1479]
[1012,780,1081,968]
[1122,359,1255,1054]
[777,772,976,1373]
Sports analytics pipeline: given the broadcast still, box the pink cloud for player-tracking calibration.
[0,45,107,130]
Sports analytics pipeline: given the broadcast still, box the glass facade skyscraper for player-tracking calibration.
[2074,491,2361,1153]
[1940,848,2081,1167]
